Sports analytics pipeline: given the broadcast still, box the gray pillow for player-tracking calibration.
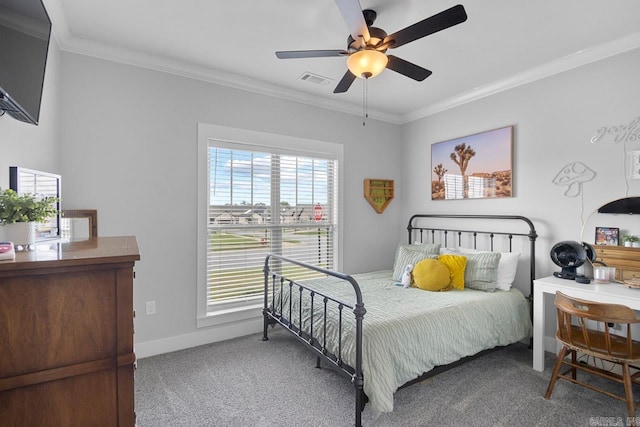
[463,252,501,291]
[392,243,440,281]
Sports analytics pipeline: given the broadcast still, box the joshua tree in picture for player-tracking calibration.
[433,163,447,190]
[450,143,476,197]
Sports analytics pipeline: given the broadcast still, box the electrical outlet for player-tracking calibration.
[146,300,156,315]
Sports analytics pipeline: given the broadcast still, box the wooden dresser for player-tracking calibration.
[0,236,140,426]
[594,245,640,281]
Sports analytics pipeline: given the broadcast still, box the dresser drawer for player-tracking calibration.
[594,245,640,281]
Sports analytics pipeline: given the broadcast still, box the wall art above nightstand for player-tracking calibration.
[364,179,394,214]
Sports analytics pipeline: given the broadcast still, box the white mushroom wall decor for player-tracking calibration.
[553,161,596,197]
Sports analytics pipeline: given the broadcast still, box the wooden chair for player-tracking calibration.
[545,291,640,416]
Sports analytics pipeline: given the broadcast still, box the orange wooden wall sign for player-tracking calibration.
[363,179,394,214]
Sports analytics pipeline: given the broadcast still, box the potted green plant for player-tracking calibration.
[0,189,59,246]
[622,234,640,248]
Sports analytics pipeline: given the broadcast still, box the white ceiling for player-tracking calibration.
[43,0,640,124]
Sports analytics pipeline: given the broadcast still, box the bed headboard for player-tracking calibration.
[407,214,538,300]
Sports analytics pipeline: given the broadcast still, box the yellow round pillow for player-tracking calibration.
[412,258,451,291]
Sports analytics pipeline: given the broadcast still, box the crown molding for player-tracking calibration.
[44,0,400,123]
[403,32,640,123]
[55,31,640,126]
[42,0,69,46]
[58,38,401,124]
[45,0,639,126]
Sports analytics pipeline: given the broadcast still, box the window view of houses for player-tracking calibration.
[206,147,337,306]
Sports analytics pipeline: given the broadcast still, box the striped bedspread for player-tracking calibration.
[276,269,532,413]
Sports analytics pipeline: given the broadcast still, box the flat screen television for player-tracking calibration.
[0,0,51,125]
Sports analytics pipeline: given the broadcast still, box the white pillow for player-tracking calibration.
[494,252,521,291]
[456,247,521,291]
[438,247,458,255]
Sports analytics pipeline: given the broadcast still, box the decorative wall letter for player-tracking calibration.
[591,117,640,144]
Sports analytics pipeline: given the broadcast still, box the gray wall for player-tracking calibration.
[3,41,639,357]
[402,48,640,344]
[403,47,640,272]
[57,52,403,354]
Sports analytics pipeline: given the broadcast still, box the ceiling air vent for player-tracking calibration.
[298,72,332,86]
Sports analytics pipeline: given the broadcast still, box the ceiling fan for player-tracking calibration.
[275,1,467,94]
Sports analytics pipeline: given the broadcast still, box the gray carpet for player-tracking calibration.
[135,328,633,426]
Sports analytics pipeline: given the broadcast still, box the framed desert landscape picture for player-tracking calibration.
[431,126,513,200]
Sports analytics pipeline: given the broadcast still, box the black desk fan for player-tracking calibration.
[550,240,597,283]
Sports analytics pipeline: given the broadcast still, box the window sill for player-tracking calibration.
[197,302,263,329]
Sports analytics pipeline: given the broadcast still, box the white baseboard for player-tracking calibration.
[544,335,560,355]
[135,317,263,359]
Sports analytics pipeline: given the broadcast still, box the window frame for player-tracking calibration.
[196,123,344,328]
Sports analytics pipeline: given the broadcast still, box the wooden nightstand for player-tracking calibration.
[593,245,640,281]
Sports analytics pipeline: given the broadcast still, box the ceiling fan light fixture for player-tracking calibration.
[347,49,388,79]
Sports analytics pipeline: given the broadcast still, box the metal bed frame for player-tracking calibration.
[262,214,537,427]
[408,214,538,300]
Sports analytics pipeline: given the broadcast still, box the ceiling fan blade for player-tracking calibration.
[386,55,432,81]
[333,70,356,93]
[276,50,348,59]
[334,0,370,48]
[383,4,467,49]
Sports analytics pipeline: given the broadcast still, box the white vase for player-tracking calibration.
[625,242,633,247]
[634,242,640,248]
[0,222,36,246]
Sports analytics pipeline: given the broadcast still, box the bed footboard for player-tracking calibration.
[262,253,366,427]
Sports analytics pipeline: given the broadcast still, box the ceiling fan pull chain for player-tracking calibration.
[362,76,368,126]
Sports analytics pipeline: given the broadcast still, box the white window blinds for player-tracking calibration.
[206,144,338,308]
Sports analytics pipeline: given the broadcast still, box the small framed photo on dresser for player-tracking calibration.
[595,226,619,246]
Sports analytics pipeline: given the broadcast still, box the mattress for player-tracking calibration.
[274,269,532,413]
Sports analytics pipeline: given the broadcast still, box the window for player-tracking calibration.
[197,124,342,327]
[9,166,61,240]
